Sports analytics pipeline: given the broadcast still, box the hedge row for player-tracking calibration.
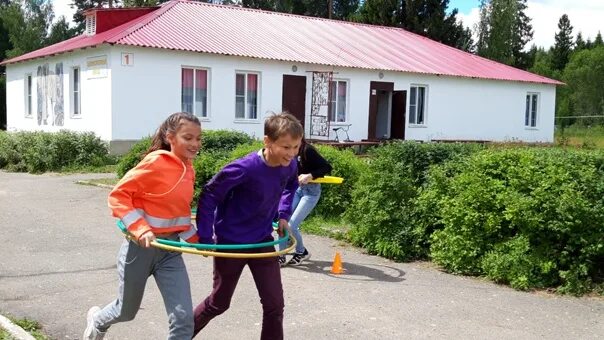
[0,130,111,173]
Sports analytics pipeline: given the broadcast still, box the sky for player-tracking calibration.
[453,0,604,49]
[52,0,604,49]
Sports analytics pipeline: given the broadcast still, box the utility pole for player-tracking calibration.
[328,0,332,19]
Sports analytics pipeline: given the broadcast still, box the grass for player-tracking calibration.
[555,125,604,148]
[301,215,351,241]
[0,328,16,340]
[76,177,118,188]
[1,316,49,340]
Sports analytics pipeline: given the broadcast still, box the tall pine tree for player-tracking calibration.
[475,0,533,69]
[551,14,573,71]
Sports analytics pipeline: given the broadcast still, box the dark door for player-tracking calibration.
[391,90,406,139]
[282,75,307,127]
[368,81,394,140]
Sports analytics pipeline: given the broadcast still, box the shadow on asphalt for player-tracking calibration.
[283,259,405,282]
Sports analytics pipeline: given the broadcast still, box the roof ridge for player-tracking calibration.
[178,0,419,33]
[106,1,177,43]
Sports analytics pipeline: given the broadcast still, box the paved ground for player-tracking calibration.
[0,171,603,340]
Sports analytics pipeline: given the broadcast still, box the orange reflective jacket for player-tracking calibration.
[108,150,198,243]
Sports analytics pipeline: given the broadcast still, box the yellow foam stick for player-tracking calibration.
[310,176,344,184]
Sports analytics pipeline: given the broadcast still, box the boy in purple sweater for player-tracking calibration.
[193,113,302,340]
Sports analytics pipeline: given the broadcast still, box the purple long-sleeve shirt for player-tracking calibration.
[196,150,298,244]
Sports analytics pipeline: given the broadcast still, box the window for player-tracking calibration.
[181,68,208,118]
[409,85,426,125]
[235,72,258,119]
[25,74,32,117]
[525,93,539,127]
[329,80,347,122]
[72,67,81,116]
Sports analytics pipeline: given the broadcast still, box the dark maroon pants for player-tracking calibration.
[193,245,284,340]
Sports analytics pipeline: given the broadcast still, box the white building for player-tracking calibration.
[1,0,561,153]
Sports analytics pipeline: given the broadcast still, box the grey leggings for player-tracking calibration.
[94,239,194,340]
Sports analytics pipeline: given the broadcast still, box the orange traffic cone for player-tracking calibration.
[330,252,344,274]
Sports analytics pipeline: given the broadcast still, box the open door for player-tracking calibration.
[367,81,394,140]
[391,90,406,140]
[282,75,307,127]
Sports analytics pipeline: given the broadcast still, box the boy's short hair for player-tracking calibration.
[264,112,304,141]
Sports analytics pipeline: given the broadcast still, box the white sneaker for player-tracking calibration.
[83,306,106,340]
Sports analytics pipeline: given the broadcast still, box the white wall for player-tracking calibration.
[5,47,113,140]
[7,44,556,144]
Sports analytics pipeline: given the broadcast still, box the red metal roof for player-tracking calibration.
[1,0,562,85]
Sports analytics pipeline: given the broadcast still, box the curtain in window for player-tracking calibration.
[182,68,194,114]
[417,87,425,124]
[195,69,207,117]
[247,74,258,119]
[337,81,346,122]
[409,87,417,124]
[235,73,245,118]
[531,94,537,127]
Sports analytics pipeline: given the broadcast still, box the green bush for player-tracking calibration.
[313,144,367,218]
[201,129,254,153]
[345,141,482,261]
[0,130,110,173]
[115,137,152,178]
[426,148,604,294]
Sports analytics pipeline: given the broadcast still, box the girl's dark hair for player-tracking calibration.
[147,112,201,154]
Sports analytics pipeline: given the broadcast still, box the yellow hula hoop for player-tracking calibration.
[123,232,297,258]
[150,237,297,258]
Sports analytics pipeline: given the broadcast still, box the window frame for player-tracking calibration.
[525,92,539,128]
[181,67,210,119]
[71,66,81,118]
[408,84,427,126]
[329,79,349,123]
[234,71,260,121]
[24,74,33,118]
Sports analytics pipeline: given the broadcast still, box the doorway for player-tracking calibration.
[282,75,307,127]
[368,81,394,140]
[391,90,407,140]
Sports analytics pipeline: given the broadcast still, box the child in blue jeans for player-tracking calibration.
[193,113,302,340]
[279,138,332,266]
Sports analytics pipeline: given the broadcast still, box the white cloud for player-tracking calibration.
[51,0,77,25]
[457,0,604,49]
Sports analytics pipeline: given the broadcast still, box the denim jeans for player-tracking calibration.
[280,183,321,254]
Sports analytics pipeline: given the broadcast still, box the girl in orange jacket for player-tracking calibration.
[83,112,201,340]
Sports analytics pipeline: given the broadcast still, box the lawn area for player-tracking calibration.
[556,125,604,148]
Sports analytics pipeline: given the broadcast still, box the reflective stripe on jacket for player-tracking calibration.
[108,150,199,243]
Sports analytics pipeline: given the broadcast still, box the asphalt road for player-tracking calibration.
[0,171,602,340]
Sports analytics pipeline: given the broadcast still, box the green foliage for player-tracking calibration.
[476,0,533,69]
[346,141,483,261]
[0,130,110,173]
[115,136,152,178]
[313,144,367,218]
[426,148,604,294]
[552,14,574,71]
[0,0,53,58]
[563,46,604,119]
[201,129,255,154]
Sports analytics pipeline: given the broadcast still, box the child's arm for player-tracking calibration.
[278,169,299,221]
[196,162,247,243]
[108,158,156,242]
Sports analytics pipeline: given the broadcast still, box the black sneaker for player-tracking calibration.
[287,249,311,266]
[278,255,287,267]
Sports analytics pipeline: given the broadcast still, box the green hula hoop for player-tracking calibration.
[116,220,289,250]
